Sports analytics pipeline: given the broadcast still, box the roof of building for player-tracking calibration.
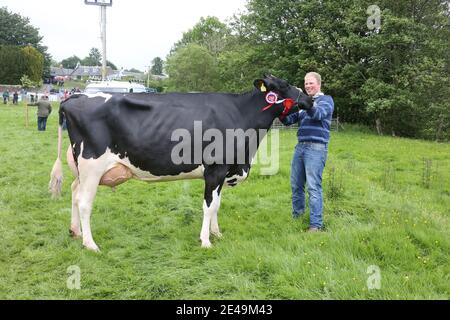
[50,67,74,77]
[70,65,115,77]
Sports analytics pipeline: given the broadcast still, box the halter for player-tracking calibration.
[261,88,302,120]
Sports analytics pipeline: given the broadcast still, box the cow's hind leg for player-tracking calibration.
[76,161,106,252]
[70,179,81,238]
[67,146,82,238]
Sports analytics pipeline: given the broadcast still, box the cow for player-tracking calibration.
[49,75,313,251]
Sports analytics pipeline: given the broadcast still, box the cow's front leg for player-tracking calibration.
[210,204,222,239]
[201,167,227,248]
[201,185,222,248]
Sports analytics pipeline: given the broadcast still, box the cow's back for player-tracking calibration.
[62,93,243,175]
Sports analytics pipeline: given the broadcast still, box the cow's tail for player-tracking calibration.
[49,108,64,198]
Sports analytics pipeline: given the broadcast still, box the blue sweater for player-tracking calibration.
[281,94,334,144]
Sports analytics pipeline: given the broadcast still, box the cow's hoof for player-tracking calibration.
[69,228,82,239]
[83,242,100,252]
[201,240,212,248]
[212,231,222,238]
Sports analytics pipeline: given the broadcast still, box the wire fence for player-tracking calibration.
[272,117,341,131]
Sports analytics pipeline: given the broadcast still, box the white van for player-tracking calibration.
[84,81,146,94]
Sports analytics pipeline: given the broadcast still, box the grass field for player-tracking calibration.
[0,102,449,299]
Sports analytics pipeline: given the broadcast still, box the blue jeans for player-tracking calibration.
[291,142,328,228]
[37,117,48,131]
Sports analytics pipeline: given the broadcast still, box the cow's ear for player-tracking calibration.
[254,79,267,92]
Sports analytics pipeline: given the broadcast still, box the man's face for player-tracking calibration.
[304,76,320,97]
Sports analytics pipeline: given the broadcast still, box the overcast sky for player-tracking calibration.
[2,0,248,71]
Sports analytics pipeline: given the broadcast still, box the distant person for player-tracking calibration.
[21,89,27,102]
[2,89,9,104]
[12,91,19,105]
[27,95,52,131]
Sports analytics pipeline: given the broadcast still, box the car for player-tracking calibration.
[145,87,157,93]
[84,81,146,94]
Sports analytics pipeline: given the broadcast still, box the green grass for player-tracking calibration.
[0,102,449,299]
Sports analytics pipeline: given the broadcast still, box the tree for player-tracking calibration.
[231,0,449,139]
[165,44,219,92]
[217,44,267,92]
[167,16,244,92]
[125,68,142,73]
[0,45,43,84]
[0,7,51,79]
[150,57,164,75]
[61,55,82,69]
[21,45,44,82]
[82,47,102,66]
[173,16,232,57]
[106,60,117,70]
[20,75,34,89]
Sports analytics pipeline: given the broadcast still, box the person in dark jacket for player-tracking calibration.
[2,89,9,104]
[12,91,19,105]
[28,95,52,131]
[281,72,334,232]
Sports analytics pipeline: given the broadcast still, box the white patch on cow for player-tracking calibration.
[81,92,113,102]
[78,148,121,179]
[118,158,205,182]
[224,169,248,187]
[200,186,221,248]
[77,143,205,183]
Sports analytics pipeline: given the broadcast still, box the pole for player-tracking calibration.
[100,5,107,81]
[26,103,29,128]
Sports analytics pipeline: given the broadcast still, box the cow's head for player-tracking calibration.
[253,74,312,119]
[254,74,290,96]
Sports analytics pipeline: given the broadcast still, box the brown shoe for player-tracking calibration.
[307,227,321,233]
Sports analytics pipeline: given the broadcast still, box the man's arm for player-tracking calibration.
[280,111,300,126]
[306,96,334,120]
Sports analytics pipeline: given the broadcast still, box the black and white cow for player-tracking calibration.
[49,75,313,251]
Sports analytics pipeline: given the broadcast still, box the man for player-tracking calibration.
[2,89,9,104]
[281,72,334,232]
[28,95,52,131]
[12,91,19,105]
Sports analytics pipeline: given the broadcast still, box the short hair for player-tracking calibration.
[305,72,322,86]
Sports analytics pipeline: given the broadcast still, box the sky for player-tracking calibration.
[1,0,248,71]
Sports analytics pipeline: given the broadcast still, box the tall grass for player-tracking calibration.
[0,103,449,299]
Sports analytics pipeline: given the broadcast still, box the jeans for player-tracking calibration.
[37,117,48,131]
[290,142,328,228]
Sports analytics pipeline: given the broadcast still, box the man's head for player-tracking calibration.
[304,72,321,97]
